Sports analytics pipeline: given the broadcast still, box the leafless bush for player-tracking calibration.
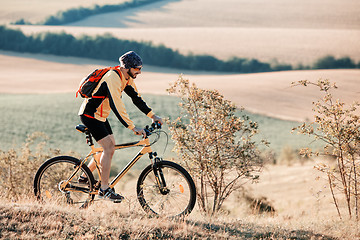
[167,76,267,215]
[0,132,60,200]
[293,79,360,220]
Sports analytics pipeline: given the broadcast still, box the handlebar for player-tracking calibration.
[144,122,162,137]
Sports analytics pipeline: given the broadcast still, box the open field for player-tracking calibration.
[3,0,360,65]
[0,0,128,24]
[2,0,359,29]
[0,91,325,157]
[12,25,360,66]
[1,52,359,122]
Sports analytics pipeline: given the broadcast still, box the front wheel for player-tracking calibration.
[137,160,196,218]
[34,156,95,207]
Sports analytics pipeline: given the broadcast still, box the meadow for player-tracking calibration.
[0,93,322,166]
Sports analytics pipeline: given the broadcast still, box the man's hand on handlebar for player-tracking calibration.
[132,127,146,138]
[151,115,163,125]
[132,115,163,138]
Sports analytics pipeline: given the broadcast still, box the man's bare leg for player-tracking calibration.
[97,134,115,190]
[86,152,101,173]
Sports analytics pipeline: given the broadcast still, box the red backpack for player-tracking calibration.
[76,66,121,98]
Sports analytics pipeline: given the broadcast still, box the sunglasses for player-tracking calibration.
[132,66,142,71]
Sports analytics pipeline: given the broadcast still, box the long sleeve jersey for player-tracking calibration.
[78,68,154,130]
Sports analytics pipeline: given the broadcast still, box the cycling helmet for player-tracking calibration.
[119,51,143,69]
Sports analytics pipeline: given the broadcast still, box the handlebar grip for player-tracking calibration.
[152,122,162,129]
[144,122,161,137]
[144,128,151,137]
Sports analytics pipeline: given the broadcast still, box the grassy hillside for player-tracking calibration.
[0,160,358,239]
[4,0,360,65]
[4,0,359,29]
[0,0,128,24]
[0,94,356,240]
[1,93,323,164]
[0,199,345,239]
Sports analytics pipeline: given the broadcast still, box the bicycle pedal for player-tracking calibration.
[93,181,101,190]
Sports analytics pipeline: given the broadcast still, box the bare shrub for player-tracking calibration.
[0,132,60,200]
[278,146,298,166]
[292,79,360,220]
[166,76,267,215]
[243,193,276,215]
[261,149,277,165]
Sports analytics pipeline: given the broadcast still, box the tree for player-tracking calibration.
[166,76,265,215]
[313,55,356,69]
[292,79,360,220]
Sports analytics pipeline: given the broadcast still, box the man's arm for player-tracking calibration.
[124,82,163,125]
[124,83,154,117]
[105,71,136,130]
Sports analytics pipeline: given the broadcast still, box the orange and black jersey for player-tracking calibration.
[78,68,154,130]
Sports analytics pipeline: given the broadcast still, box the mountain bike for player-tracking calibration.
[33,122,196,218]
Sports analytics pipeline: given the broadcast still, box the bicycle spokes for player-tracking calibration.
[34,156,95,207]
[137,161,196,218]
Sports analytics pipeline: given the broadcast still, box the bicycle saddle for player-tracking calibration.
[76,124,88,133]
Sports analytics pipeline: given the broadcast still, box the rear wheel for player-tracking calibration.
[137,160,196,218]
[34,156,95,208]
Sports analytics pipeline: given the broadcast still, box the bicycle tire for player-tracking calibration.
[34,156,95,207]
[137,160,196,218]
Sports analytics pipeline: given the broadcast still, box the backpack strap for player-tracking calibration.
[112,66,122,79]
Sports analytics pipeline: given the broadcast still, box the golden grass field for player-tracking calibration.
[1,0,360,238]
[0,159,358,239]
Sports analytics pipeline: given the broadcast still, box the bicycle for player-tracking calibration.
[33,122,196,218]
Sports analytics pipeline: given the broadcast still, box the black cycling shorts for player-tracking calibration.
[80,115,113,141]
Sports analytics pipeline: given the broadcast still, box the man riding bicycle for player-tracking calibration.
[78,51,163,202]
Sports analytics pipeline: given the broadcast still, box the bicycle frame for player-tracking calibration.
[60,137,154,194]
[109,137,153,188]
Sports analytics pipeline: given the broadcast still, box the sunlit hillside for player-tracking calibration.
[0,0,127,24]
[3,0,360,65]
[1,1,360,238]
[1,52,359,122]
[3,0,359,29]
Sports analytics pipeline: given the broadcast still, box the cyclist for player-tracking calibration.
[78,51,163,202]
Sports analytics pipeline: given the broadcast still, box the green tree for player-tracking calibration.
[313,55,356,69]
[166,76,265,215]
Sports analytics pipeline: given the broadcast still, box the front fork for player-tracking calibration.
[150,153,170,195]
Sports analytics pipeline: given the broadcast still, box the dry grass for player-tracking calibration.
[0,199,349,239]
[0,130,358,239]
[0,161,359,239]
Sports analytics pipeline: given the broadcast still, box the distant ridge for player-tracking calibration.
[13,0,165,26]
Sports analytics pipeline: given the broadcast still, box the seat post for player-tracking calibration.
[85,131,94,146]
[76,125,94,146]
